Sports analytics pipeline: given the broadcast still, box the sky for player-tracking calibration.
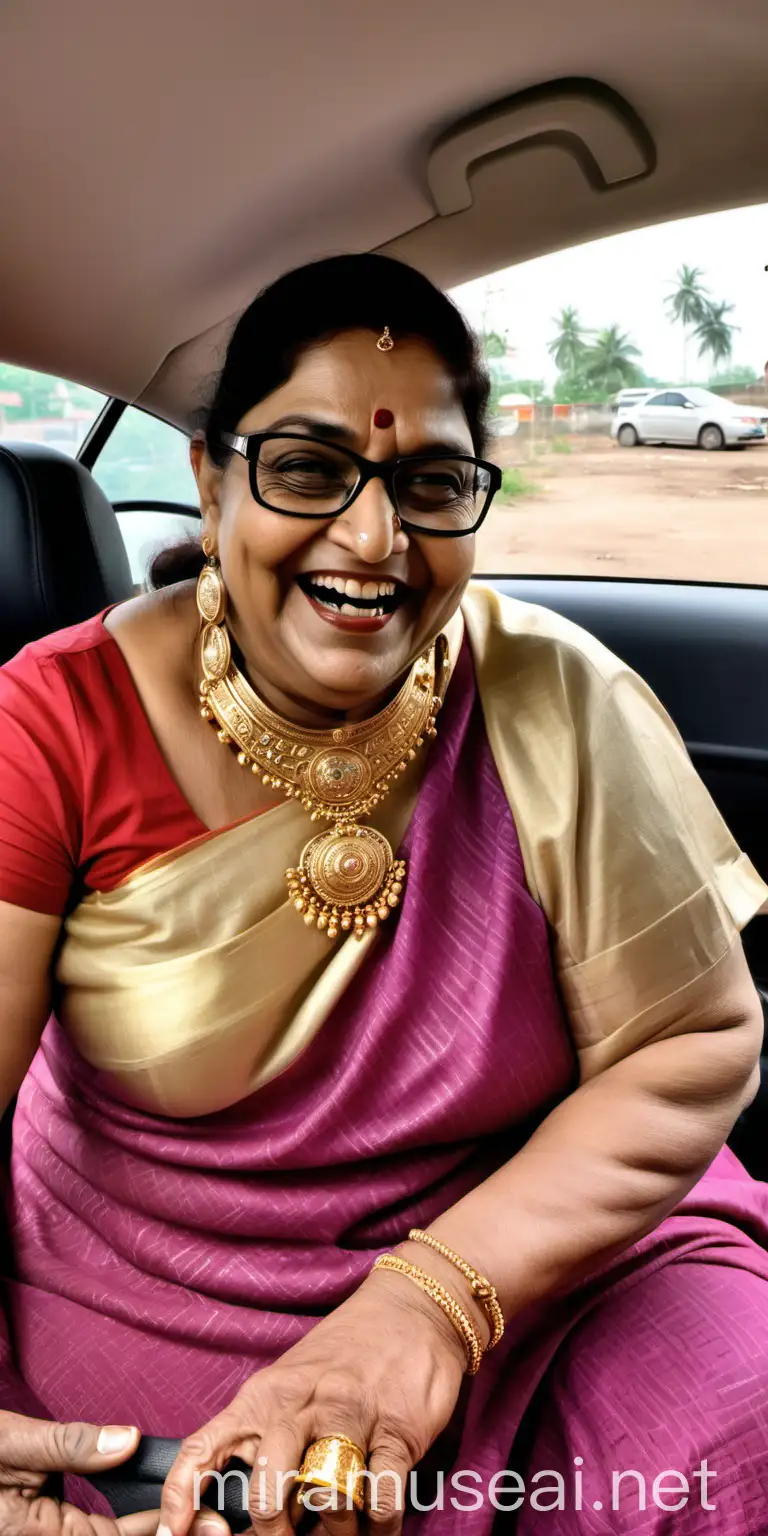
[450,201,768,388]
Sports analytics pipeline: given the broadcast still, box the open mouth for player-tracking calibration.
[297,572,407,620]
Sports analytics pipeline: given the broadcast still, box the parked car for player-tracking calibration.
[612,386,767,449]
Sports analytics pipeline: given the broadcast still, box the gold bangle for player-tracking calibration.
[408,1228,505,1350]
[372,1253,483,1374]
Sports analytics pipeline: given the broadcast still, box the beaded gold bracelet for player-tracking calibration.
[372,1253,484,1374]
[408,1229,505,1350]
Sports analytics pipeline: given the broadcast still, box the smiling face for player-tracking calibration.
[192,330,478,723]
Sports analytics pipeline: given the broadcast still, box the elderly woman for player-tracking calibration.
[2,253,768,1536]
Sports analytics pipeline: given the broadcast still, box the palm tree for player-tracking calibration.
[665,266,710,382]
[583,326,642,396]
[692,300,739,369]
[548,307,591,374]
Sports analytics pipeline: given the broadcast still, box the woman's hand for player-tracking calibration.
[0,1412,156,1536]
[159,1268,468,1536]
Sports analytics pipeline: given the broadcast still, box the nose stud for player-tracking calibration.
[357,531,370,545]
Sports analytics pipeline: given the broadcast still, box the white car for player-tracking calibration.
[612,387,767,449]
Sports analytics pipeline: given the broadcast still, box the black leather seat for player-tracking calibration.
[0,440,134,664]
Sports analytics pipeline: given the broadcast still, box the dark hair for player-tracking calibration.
[150,253,490,588]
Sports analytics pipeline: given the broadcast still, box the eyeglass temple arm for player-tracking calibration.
[222,432,249,455]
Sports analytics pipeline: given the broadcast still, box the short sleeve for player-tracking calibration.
[556,662,768,1074]
[0,649,82,915]
[463,585,768,1080]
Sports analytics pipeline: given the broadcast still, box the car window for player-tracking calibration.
[91,405,200,586]
[92,406,197,503]
[0,363,104,454]
[451,200,768,585]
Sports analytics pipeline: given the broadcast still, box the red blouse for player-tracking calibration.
[0,612,206,916]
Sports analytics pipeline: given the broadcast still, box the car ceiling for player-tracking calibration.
[1,0,767,431]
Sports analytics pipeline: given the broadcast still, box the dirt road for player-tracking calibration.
[474,438,768,584]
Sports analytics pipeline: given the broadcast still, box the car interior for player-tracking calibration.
[1,0,767,1172]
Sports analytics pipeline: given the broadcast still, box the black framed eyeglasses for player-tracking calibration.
[223,432,502,538]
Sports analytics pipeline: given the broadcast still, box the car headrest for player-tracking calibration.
[0,440,134,663]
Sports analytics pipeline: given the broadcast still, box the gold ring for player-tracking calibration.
[294,1434,366,1512]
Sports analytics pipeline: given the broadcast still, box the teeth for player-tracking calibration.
[308,575,397,599]
[340,603,357,615]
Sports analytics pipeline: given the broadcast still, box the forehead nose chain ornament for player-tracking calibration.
[376,325,394,352]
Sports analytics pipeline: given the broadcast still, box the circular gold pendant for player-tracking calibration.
[305,748,373,806]
[286,825,407,940]
[301,825,392,906]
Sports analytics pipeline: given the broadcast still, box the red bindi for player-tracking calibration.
[373,408,394,429]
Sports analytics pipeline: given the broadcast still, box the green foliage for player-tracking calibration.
[551,436,572,454]
[708,364,758,388]
[509,378,550,403]
[480,331,507,358]
[94,409,196,503]
[582,327,643,395]
[0,362,102,421]
[553,370,595,404]
[665,266,710,328]
[499,467,537,500]
[489,376,551,414]
[692,300,739,367]
[548,308,592,373]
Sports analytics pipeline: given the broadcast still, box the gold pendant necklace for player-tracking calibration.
[196,570,442,941]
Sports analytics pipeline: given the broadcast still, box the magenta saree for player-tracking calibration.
[4,639,768,1533]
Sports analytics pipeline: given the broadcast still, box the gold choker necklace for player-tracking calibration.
[196,575,443,941]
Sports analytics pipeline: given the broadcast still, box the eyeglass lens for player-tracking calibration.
[251,437,491,532]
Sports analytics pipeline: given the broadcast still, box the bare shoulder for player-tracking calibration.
[105,581,197,682]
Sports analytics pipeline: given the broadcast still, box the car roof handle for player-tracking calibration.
[427,79,656,218]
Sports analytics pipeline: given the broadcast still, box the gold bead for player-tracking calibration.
[217,729,229,743]
[303,912,316,926]
[272,777,282,788]
[252,763,260,775]
[327,925,339,940]
[294,897,305,912]
[310,811,320,822]
[408,748,416,761]
[200,706,212,720]
[237,752,247,766]
[317,914,328,930]
[387,892,399,907]
[391,881,403,896]
[377,906,389,920]
[341,914,352,930]
[416,736,424,747]
[262,774,271,786]
[366,913,378,929]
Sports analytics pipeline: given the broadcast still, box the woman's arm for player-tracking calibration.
[0,899,59,1118]
[405,939,762,1323]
